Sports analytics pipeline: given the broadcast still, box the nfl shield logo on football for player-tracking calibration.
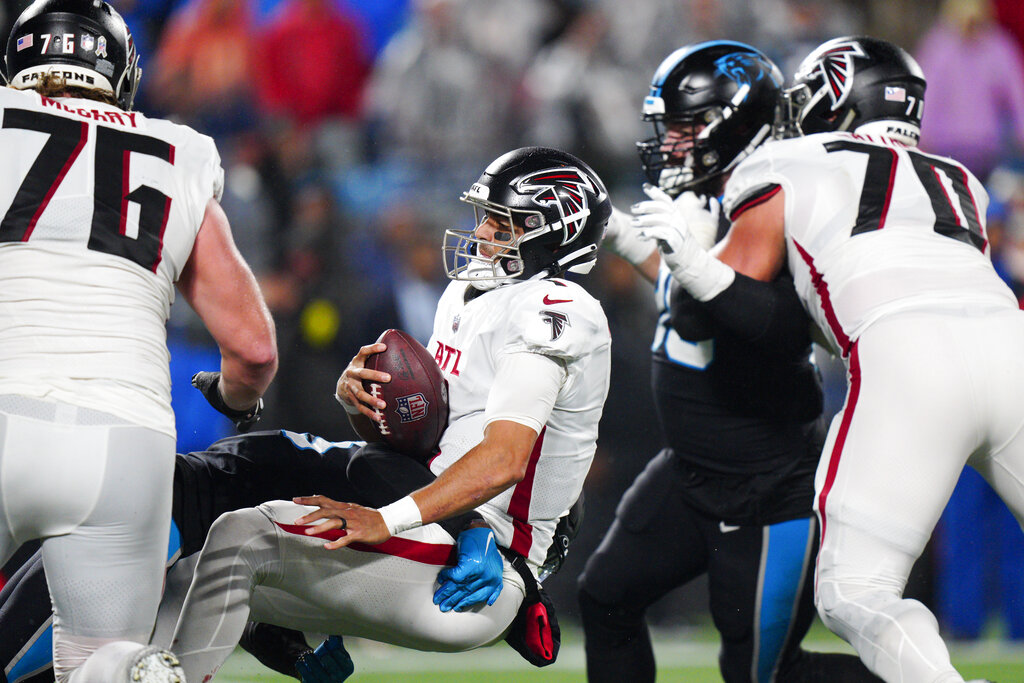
[396,393,428,423]
[81,34,95,52]
[452,315,460,332]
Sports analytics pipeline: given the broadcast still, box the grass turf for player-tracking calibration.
[211,619,1024,682]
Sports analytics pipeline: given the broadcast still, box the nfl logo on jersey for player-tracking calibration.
[395,393,428,423]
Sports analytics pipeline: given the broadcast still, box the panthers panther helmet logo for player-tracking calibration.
[515,167,597,245]
[714,52,782,89]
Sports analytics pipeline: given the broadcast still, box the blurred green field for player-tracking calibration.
[212,620,1024,682]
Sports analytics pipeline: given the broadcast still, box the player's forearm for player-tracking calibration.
[398,420,535,529]
[219,344,278,410]
[411,438,526,524]
[674,273,813,357]
[181,203,279,411]
[378,362,552,536]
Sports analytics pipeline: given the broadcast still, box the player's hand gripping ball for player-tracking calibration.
[363,329,449,463]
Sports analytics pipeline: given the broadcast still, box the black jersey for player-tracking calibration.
[172,431,472,556]
[649,264,824,522]
[172,430,363,556]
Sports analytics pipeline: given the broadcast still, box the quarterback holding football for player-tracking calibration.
[165,146,612,682]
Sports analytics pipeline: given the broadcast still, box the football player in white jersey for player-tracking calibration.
[0,0,277,681]
[639,35,1024,683]
[585,41,880,683]
[165,146,612,682]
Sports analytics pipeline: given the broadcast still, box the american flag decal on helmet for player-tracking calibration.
[516,167,596,245]
[806,40,867,110]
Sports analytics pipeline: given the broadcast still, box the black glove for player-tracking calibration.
[191,371,263,433]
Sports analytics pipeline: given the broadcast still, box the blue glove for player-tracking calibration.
[433,526,504,612]
[295,635,354,683]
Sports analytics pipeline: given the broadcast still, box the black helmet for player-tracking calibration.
[443,146,611,288]
[637,40,783,196]
[4,0,141,110]
[785,35,926,146]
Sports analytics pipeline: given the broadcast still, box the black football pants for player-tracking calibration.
[577,449,880,683]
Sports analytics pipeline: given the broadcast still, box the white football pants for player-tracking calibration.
[814,308,1024,683]
[169,499,525,683]
[0,395,175,682]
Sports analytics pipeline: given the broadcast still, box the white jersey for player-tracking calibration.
[0,88,224,436]
[428,277,611,570]
[724,132,1018,356]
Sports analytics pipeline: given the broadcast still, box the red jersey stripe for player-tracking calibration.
[275,522,456,566]
[793,239,852,356]
[815,341,861,591]
[508,427,545,557]
[728,184,782,221]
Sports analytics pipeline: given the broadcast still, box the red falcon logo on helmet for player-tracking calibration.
[804,40,867,110]
[516,167,596,245]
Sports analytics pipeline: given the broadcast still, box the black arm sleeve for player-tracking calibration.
[667,284,717,341]
[670,271,812,358]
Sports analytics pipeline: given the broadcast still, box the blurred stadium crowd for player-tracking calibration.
[3,0,1023,642]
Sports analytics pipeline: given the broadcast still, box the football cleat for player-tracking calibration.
[128,647,186,683]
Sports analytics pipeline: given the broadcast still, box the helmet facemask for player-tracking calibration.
[443,202,534,290]
[444,196,599,290]
[112,34,141,110]
[638,109,721,196]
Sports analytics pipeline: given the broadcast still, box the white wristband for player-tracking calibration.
[378,496,423,536]
[334,392,360,415]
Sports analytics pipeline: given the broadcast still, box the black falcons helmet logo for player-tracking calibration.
[516,167,596,245]
[807,40,867,110]
[540,310,570,341]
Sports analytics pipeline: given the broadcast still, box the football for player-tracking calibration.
[362,328,449,462]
